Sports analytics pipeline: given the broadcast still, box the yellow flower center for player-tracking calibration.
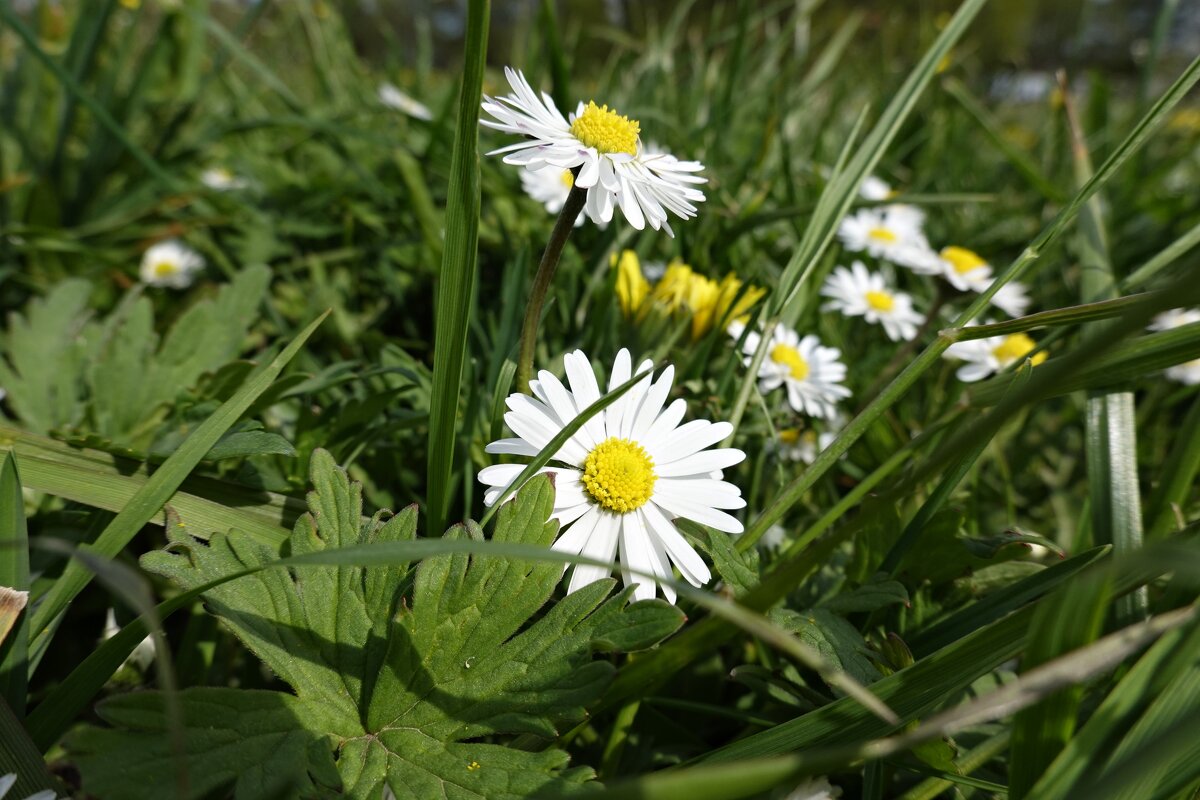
[865,290,895,311]
[581,437,657,513]
[152,261,178,278]
[570,101,640,156]
[778,428,801,445]
[992,333,1046,365]
[941,246,987,275]
[771,343,809,381]
[560,170,574,188]
[868,227,898,243]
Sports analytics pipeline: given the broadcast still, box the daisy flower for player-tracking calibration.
[838,207,938,271]
[519,165,588,226]
[200,166,248,192]
[774,426,836,465]
[480,67,706,236]
[1148,308,1200,385]
[729,321,850,418]
[945,329,1047,382]
[377,82,432,120]
[613,250,650,317]
[930,246,994,292]
[647,261,765,340]
[820,261,924,341]
[860,175,895,202]
[479,349,746,603]
[991,281,1032,318]
[139,240,204,289]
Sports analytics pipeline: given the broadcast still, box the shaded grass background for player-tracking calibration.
[1,1,1199,797]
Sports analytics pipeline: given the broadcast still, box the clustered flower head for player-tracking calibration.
[481,67,706,236]
[479,348,746,602]
[837,175,1033,320]
[614,251,765,340]
[139,239,205,289]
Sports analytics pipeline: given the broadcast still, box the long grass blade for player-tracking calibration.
[0,454,28,718]
[426,0,490,534]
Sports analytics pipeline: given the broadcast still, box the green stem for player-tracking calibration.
[516,182,587,391]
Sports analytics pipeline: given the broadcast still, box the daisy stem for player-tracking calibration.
[517,180,587,391]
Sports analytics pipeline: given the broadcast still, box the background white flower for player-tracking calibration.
[932,246,994,292]
[838,207,938,271]
[519,165,589,226]
[729,321,850,418]
[479,348,745,603]
[990,281,1032,317]
[480,67,705,236]
[784,776,843,800]
[1148,308,1200,384]
[139,240,204,289]
[200,167,247,191]
[820,261,924,341]
[377,82,432,120]
[945,329,1046,382]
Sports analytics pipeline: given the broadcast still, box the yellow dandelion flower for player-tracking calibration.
[612,250,650,318]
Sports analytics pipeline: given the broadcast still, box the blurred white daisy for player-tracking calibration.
[480,67,706,236]
[785,776,842,800]
[377,82,432,121]
[774,426,836,464]
[479,348,746,603]
[1148,307,1200,332]
[1148,308,1200,384]
[199,166,247,192]
[0,773,57,800]
[519,165,588,226]
[860,175,894,201]
[139,240,204,289]
[929,246,993,292]
[945,329,1047,382]
[102,608,155,672]
[729,321,850,418]
[838,207,938,271]
[820,261,924,341]
[990,281,1032,318]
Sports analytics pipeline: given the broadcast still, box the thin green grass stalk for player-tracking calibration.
[1145,397,1200,539]
[425,0,490,534]
[1064,76,1148,625]
[0,454,29,718]
[0,695,62,797]
[897,730,1010,800]
[515,183,587,392]
[1122,217,1200,290]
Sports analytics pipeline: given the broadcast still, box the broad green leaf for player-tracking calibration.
[818,579,910,615]
[30,312,328,645]
[0,279,92,435]
[72,459,683,799]
[772,608,881,687]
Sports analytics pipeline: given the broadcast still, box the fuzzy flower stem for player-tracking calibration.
[517,180,587,391]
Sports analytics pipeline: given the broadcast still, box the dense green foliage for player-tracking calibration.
[0,1,1198,799]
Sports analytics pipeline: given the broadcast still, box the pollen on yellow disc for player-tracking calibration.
[992,333,1040,365]
[778,428,801,445]
[560,170,575,188]
[570,101,640,156]
[771,343,809,381]
[581,437,657,513]
[153,262,178,278]
[865,290,895,312]
[868,227,898,243]
[941,246,987,275]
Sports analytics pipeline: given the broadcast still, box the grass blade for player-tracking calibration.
[426,0,490,534]
[0,454,28,718]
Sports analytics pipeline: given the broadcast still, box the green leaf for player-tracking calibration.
[29,311,328,646]
[682,519,760,595]
[72,460,683,799]
[0,453,29,717]
[960,528,1065,560]
[818,579,910,615]
[426,0,489,533]
[0,279,92,435]
[772,608,881,688]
